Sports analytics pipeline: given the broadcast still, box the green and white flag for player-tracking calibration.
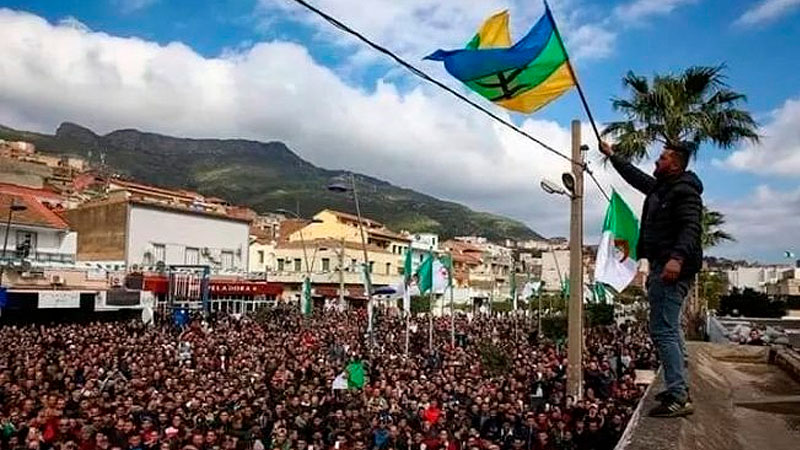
[402,249,413,312]
[417,253,450,294]
[301,277,312,316]
[594,191,640,292]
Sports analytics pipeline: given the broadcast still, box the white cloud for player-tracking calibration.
[614,0,697,23]
[717,96,800,176]
[57,16,90,32]
[114,0,159,14]
[734,0,800,26]
[711,185,800,261]
[256,0,616,65]
[0,8,647,240]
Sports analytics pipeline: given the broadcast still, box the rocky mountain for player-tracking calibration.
[0,122,543,242]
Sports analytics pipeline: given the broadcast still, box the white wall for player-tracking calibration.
[541,249,570,291]
[1,224,76,256]
[127,205,249,272]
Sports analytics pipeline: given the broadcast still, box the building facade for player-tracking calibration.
[65,195,250,272]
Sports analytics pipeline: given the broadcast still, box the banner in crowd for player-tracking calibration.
[38,291,80,309]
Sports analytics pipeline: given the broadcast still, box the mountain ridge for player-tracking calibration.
[0,122,544,242]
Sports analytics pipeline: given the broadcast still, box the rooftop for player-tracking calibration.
[0,193,69,230]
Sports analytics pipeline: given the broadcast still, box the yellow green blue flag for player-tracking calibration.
[425,5,575,113]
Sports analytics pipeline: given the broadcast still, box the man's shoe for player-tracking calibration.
[648,397,694,418]
[655,390,692,403]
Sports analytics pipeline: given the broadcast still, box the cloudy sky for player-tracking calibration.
[0,0,798,262]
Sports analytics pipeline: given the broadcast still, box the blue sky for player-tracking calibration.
[0,0,798,262]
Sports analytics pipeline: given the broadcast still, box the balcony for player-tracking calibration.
[263,269,401,286]
[0,250,76,265]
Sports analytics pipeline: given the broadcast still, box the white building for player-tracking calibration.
[66,195,250,273]
[0,192,77,267]
[407,232,440,270]
[726,266,793,293]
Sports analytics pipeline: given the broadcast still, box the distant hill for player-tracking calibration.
[0,122,544,242]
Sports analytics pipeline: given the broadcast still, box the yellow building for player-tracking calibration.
[286,209,411,257]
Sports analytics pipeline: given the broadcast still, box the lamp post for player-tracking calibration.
[539,120,586,400]
[328,173,374,343]
[1,199,28,287]
[274,209,322,312]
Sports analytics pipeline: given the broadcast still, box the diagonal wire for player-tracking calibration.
[284,0,611,201]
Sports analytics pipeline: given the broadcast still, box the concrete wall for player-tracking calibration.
[249,241,276,273]
[0,156,51,188]
[65,201,127,261]
[270,243,403,285]
[127,204,249,272]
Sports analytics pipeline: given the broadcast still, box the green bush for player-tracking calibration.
[491,301,514,313]
[586,303,615,326]
[541,316,567,340]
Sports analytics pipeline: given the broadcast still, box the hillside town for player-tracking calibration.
[2,138,799,320]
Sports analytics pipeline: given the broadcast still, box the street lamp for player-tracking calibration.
[1,199,28,286]
[539,123,586,400]
[274,209,323,311]
[327,173,374,343]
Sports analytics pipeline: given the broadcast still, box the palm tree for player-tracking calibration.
[602,65,759,161]
[603,65,756,340]
[702,207,734,249]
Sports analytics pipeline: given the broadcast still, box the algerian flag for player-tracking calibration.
[417,253,434,294]
[361,263,373,331]
[345,360,366,389]
[301,277,312,316]
[594,191,640,292]
[521,280,543,299]
[785,251,795,259]
[511,271,518,310]
[433,256,451,294]
[403,249,413,312]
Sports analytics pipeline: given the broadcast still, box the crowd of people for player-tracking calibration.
[0,306,656,450]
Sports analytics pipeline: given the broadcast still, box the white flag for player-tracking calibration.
[332,372,348,390]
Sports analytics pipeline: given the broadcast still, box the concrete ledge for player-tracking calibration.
[616,342,800,450]
[772,347,800,382]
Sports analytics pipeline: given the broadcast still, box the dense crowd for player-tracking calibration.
[0,307,656,450]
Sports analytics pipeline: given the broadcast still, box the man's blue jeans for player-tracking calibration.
[648,264,690,402]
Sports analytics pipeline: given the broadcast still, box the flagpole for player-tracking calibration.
[544,2,601,144]
[429,288,434,352]
[450,285,455,348]
[405,308,410,355]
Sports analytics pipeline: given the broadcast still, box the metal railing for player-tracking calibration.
[0,250,76,264]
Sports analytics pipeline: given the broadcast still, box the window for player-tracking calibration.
[322,258,330,272]
[15,230,37,257]
[221,251,234,270]
[185,247,199,265]
[277,259,285,271]
[351,259,357,271]
[385,262,391,275]
[258,250,265,264]
[369,261,374,273]
[152,244,166,264]
[294,258,302,272]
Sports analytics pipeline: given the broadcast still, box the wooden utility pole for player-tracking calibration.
[567,120,584,400]
[338,238,345,309]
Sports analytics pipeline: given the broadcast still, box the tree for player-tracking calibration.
[702,206,734,249]
[719,288,786,318]
[603,65,759,161]
[603,65,757,340]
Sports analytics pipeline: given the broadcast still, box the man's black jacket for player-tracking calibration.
[610,155,704,280]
